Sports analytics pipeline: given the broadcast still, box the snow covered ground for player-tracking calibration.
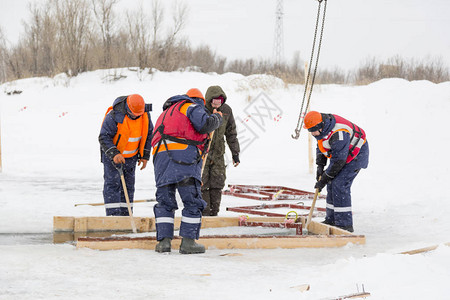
[0,69,449,299]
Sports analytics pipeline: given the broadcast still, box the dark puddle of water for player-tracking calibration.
[0,233,54,245]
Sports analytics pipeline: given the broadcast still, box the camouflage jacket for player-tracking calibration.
[204,86,240,166]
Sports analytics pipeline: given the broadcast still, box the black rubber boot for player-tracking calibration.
[321,219,334,226]
[179,238,205,254]
[336,225,354,233]
[155,237,172,253]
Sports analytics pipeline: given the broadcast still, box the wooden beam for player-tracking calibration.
[330,292,371,299]
[54,216,287,233]
[77,234,366,251]
[298,216,353,235]
[53,231,137,244]
[57,215,365,250]
[53,216,152,233]
[400,242,450,255]
[53,216,75,231]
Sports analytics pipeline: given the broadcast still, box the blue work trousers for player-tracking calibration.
[153,178,206,240]
[325,142,369,227]
[102,154,137,216]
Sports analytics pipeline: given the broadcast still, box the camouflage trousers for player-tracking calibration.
[201,160,226,216]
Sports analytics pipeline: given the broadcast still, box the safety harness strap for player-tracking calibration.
[153,100,208,165]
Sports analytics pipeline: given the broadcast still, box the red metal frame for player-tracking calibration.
[226,203,326,217]
[223,184,325,201]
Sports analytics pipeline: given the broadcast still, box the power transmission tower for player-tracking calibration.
[273,0,284,65]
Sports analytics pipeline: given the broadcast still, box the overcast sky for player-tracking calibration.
[1,0,449,71]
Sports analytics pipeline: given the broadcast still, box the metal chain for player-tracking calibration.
[291,0,327,139]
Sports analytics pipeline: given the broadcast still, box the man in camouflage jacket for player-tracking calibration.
[201,85,240,216]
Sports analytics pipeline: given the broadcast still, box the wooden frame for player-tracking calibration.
[77,234,365,250]
[53,216,365,250]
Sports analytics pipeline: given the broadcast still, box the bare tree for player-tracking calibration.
[0,26,8,82]
[40,3,57,76]
[7,39,29,79]
[126,3,151,69]
[167,0,188,44]
[24,4,40,76]
[158,0,189,71]
[91,0,119,67]
[51,0,92,76]
[191,45,223,73]
[150,0,164,47]
[22,2,57,77]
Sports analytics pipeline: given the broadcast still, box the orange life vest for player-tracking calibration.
[104,107,150,158]
[318,115,366,163]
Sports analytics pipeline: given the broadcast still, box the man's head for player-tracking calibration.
[126,94,145,119]
[205,86,227,107]
[186,88,205,104]
[303,111,324,136]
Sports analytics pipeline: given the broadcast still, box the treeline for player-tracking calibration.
[0,0,449,85]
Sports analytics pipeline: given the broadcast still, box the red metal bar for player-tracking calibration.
[229,203,326,212]
[224,184,326,201]
[240,221,303,235]
[226,203,326,217]
[222,191,272,201]
[226,207,287,217]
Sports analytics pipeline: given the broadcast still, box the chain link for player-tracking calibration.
[291,0,327,139]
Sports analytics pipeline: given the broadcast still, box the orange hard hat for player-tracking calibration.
[303,111,323,131]
[186,88,205,104]
[127,94,145,116]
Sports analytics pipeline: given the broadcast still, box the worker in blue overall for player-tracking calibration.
[99,94,153,216]
[303,111,369,232]
[151,88,222,254]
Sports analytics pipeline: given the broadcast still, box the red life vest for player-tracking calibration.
[103,107,150,158]
[318,114,366,163]
[151,100,208,158]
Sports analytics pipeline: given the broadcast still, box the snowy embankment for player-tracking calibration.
[0,69,449,299]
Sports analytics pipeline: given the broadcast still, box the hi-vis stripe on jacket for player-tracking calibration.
[318,114,366,163]
[104,106,150,158]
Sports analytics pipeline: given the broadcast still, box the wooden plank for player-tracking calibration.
[53,216,75,232]
[329,292,371,299]
[74,217,88,232]
[300,216,352,235]
[200,216,239,228]
[54,216,287,232]
[53,231,136,244]
[400,242,450,255]
[77,234,366,251]
[54,216,152,232]
[53,232,74,244]
[307,221,353,235]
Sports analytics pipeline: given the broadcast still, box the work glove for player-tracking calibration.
[316,165,324,181]
[232,154,240,167]
[314,173,332,192]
